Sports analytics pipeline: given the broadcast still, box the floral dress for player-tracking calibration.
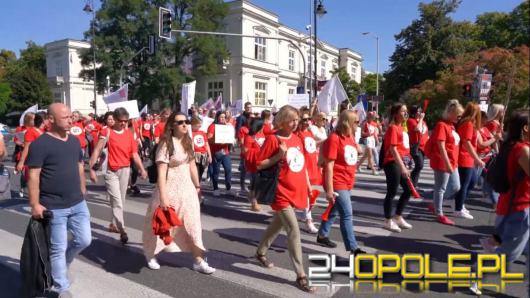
[143,137,206,259]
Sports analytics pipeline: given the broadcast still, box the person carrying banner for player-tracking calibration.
[207,111,233,196]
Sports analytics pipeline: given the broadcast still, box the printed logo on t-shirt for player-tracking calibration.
[70,126,83,136]
[304,137,317,154]
[368,125,376,135]
[87,123,95,130]
[419,123,427,134]
[452,130,460,145]
[402,132,410,149]
[286,147,305,173]
[256,137,265,147]
[193,134,205,148]
[143,123,151,130]
[344,145,358,166]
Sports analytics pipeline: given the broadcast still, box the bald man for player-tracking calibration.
[26,103,91,297]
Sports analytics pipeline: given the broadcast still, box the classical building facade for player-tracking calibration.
[45,39,106,115]
[196,0,363,112]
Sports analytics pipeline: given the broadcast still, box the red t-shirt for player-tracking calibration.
[457,121,478,168]
[263,122,274,136]
[107,129,138,170]
[486,120,501,135]
[141,120,153,138]
[70,121,87,148]
[477,127,492,159]
[257,134,308,211]
[85,120,101,144]
[323,132,358,190]
[239,126,249,142]
[24,127,43,143]
[243,133,265,173]
[207,124,230,155]
[14,126,26,144]
[363,121,378,137]
[496,142,530,216]
[429,121,460,172]
[192,131,208,153]
[407,118,429,151]
[383,124,410,165]
[296,130,322,185]
[154,122,166,139]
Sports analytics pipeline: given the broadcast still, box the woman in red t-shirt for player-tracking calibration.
[381,103,413,233]
[427,99,464,225]
[254,105,315,293]
[89,108,147,244]
[16,113,44,173]
[406,105,429,188]
[316,110,366,255]
[357,112,379,175]
[454,103,485,220]
[482,111,529,262]
[207,111,233,196]
[295,110,322,234]
[477,111,501,208]
[191,116,212,184]
[261,109,274,136]
[485,104,505,149]
[242,118,265,212]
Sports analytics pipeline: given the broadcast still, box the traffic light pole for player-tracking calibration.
[119,47,147,87]
[169,29,309,105]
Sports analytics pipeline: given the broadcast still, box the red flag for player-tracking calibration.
[423,99,429,113]
[322,203,333,221]
[407,178,421,199]
[309,189,320,207]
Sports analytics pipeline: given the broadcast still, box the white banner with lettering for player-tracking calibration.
[287,94,309,109]
[214,124,235,144]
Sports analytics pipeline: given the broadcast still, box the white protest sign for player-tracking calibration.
[287,94,309,109]
[107,100,140,119]
[214,124,235,144]
[199,116,214,133]
[180,81,196,114]
[19,104,38,126]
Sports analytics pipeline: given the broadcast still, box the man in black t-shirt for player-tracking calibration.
[27,103,91,297]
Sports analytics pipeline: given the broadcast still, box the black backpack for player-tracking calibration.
[485,142,513,193]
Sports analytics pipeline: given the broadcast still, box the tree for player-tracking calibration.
[80,0,228,108]
[476,1,529,49]
[384,0,484,100]
[0,82,11,113]
[3,66,52,111]
[360,73,383,96]
[0,50,16,79]
[19,41,47,75]
[330,67,360,102]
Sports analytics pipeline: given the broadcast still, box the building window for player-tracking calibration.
[254,37,266,61]
[351,66,357,79]
[288,50,295,71]
[254,81,267,106]
[320,60,326,77]
[207,81,223,99]
[55,61,62,77]
[288,88,295,95]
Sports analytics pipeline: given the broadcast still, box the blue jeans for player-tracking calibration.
[212,151,232,191]
[455,167,474,211]
[49,200,92,292]
[482,179,499,205]
[433,169,461,215]
[495,208,529,262]
[318,190,358,251]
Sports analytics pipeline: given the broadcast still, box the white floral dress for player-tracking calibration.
[143,137,206,259]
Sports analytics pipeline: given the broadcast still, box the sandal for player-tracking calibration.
[295,276,316,293]
[255,253,274,268]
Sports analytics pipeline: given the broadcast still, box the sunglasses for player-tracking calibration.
[117,119,129,123]
[301,118,310,122]
[175,119,191,125]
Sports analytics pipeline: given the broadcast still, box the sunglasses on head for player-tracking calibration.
[175,119,191,125]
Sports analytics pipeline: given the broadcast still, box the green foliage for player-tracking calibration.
[80,0,228,108]
[0,50,16,79]
[476,1,529,49]
[360,73,383,95]
[0,82,11,113]
[3,66,52,111]
[19,41,47,74]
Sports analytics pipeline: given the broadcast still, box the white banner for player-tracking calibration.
[352,101,366,123]
[104,84,128,104]
[214,124,235,144]
[199,116,214,133]
[107,100,140,119]
[180,81,196,114]
[19,104,38,126]
[317,75,348,114]
[287,94,309,109]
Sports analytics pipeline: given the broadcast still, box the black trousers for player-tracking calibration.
[383,161,412,219]
[410,143,424,187]
[130,159,138,186]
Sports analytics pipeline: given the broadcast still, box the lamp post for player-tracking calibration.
[313,0,327,97]
[362,32,380,97]
[306,24,312,98]
[84,1,97,114]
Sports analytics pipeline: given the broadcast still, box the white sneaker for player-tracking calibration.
[479,237,497,253]
[462,206,471,214]
[306,220,319,234]
[393,216,412,229]
[213,190,220,197]
[384,219,402,233]
[193,260,216,274]
[146,258,160,270]
[455,210,473,219]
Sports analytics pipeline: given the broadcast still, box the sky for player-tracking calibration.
[0,0,523,73]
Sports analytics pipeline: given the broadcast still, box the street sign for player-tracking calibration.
[267,99,274,106]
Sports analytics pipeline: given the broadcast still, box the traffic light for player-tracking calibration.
[90,100,95,109]
[159,7,172,39]
[462,83,472,98]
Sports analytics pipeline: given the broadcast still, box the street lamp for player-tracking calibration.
[313,0,327,97]
[84,0,97,114]
[362,32,380,98]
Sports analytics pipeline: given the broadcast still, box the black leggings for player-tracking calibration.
[410,143,424,187]
[383,161,412,219]
[130,159,138,186]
